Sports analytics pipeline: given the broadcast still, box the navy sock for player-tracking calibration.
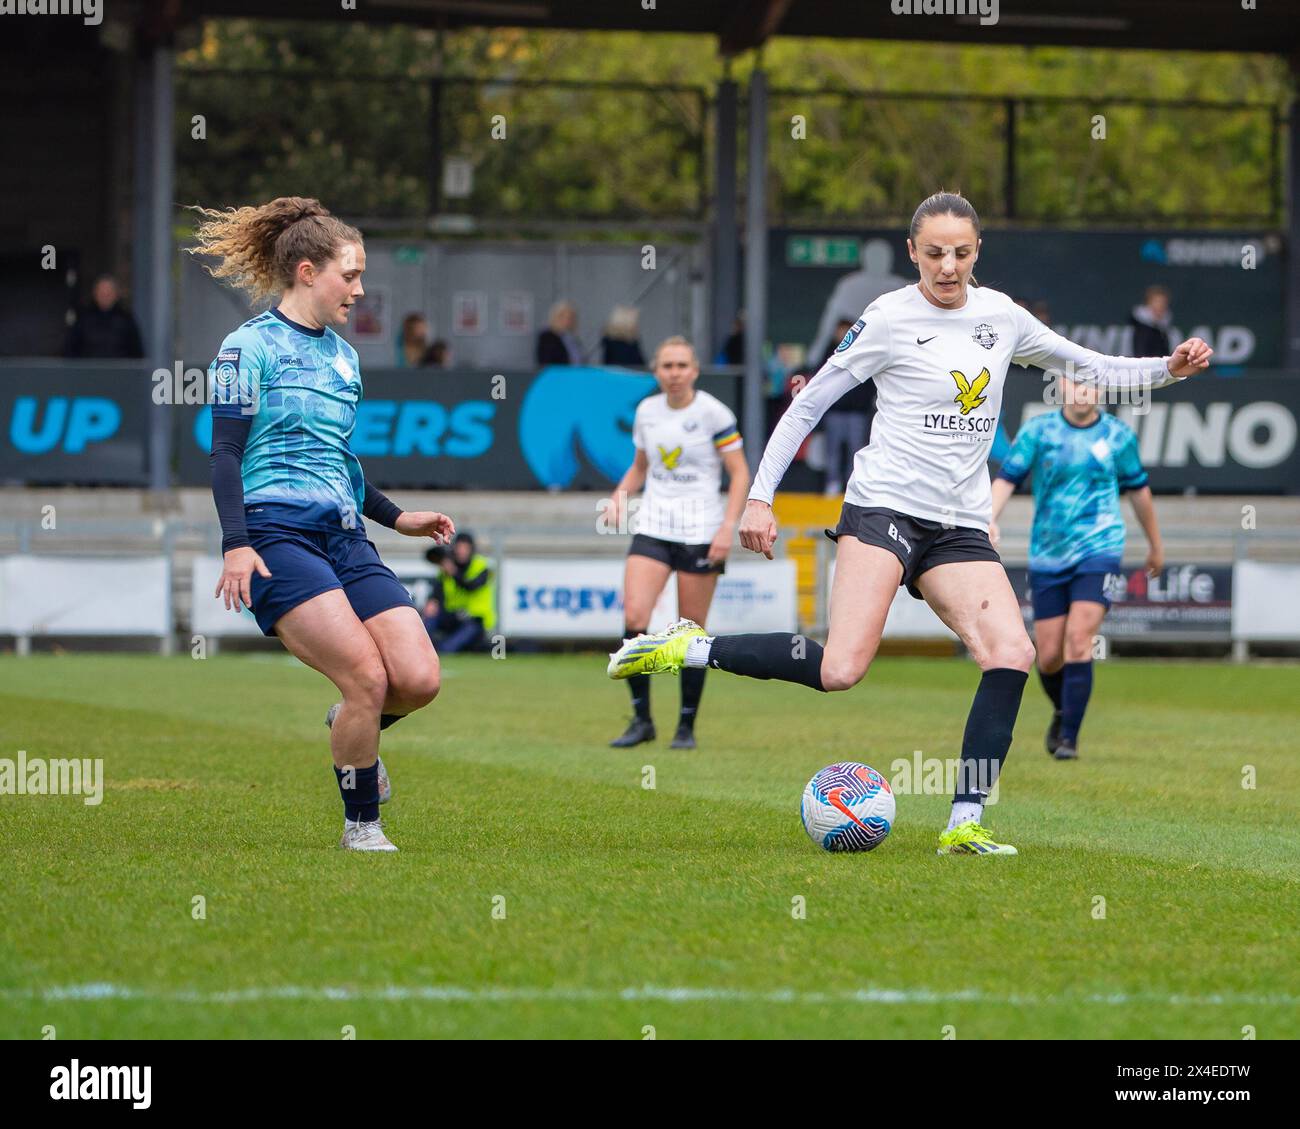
[380,714,404,731]
[679,667,705,728]
[954,668,1028,803]
[1038,667,1063,710]
[335,762,381,823]
[708,634,826,692]
[1059,661,1093,743]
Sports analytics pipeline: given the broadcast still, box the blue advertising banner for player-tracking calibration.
[174,366,741,490]
[0,363,150,485]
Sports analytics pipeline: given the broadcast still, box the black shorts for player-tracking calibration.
[825,504,1001,600]
[628,533,725,575]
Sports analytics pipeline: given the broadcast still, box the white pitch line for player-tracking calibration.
[2,983,1296,1007]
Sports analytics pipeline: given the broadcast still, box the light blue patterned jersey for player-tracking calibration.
[209,308,366,534]
[996,410,1147,573]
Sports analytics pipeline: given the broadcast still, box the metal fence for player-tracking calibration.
[174,67,1285,229]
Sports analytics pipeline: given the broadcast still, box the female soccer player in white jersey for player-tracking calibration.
[609,191,1211,855]
[602,336,749,750]
[194,197,457,853]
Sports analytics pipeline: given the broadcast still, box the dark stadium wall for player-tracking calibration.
[0,28,135,357]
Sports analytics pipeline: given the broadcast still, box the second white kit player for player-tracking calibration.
[603,336,749,750]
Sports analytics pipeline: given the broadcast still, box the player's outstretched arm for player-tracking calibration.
[1012,304,1212,390]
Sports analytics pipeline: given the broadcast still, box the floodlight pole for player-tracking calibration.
[1287,89,1300,368]
[743,63,769,476]
[712,78,739,362]
[135,44,176,493]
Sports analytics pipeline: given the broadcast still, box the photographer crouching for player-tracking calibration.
[423,532,497,652]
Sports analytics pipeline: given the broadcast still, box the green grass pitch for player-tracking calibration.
[1,652,1296,1039]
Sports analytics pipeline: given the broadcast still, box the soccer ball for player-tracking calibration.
[801,762,894,852]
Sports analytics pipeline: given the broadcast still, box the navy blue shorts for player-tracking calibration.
[246,525,415,636]
[1029,557,1123,621]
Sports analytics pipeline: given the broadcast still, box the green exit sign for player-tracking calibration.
[787,236,861,268]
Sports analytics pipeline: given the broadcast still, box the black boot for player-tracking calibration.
[610,716,656,748]
[669,723,697,750]
[1045,710,1063,755]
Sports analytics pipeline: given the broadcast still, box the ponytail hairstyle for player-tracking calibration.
[908,190,981,287]
[186,196,363,303]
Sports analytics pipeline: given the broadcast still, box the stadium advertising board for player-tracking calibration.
[501,557,797,638]
[174,366,741,491]
[994,377,1300,494]
[0,363,151,484]
[772,227,1284,367]
[1,364,1295,493]
[1004,563,1234,640]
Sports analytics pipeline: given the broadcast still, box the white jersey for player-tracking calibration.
[751,283,1184,531]
[633,389,742,543]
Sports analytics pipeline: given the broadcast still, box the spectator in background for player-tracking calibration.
[818,316,877,497]
[422,532,496,653]
[1031,299,1052,327]
[63,275,144,358]
[397,313,429,367]
[1130,285,1174,357]
[600,305,646,367]
[716,312,745,365]
[422,338,451,367]
[537,300,584,365]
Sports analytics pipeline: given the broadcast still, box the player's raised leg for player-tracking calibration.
[1033,613,1067,754]
[672,569,721,749]
[611,552,674,747]
[609,534,900,693]
[1056,598,1107,760]
[917,560,1034,856]
[275,590,398,852]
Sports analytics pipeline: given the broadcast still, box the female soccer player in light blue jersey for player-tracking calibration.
[989,375,1164,761]
[610,191,1212,857]
[193,197,457,852]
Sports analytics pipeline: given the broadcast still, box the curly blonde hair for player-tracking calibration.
[186,196,363,303]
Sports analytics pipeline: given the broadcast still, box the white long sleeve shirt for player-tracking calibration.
[750,283,1185,531]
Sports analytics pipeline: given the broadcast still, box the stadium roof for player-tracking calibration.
[182,0,1300,57]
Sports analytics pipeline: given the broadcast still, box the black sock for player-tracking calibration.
[628,675,651,721]
[335,762,381,822]
[708,634,826,691]
[624,625,651,720]
[1059,661,1093,743]
[954,668,1028,803]
[1038,667,1063,711]
[679,667,705,728]
[380,713,404,731]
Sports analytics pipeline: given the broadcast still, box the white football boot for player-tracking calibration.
[339,819,398,852]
